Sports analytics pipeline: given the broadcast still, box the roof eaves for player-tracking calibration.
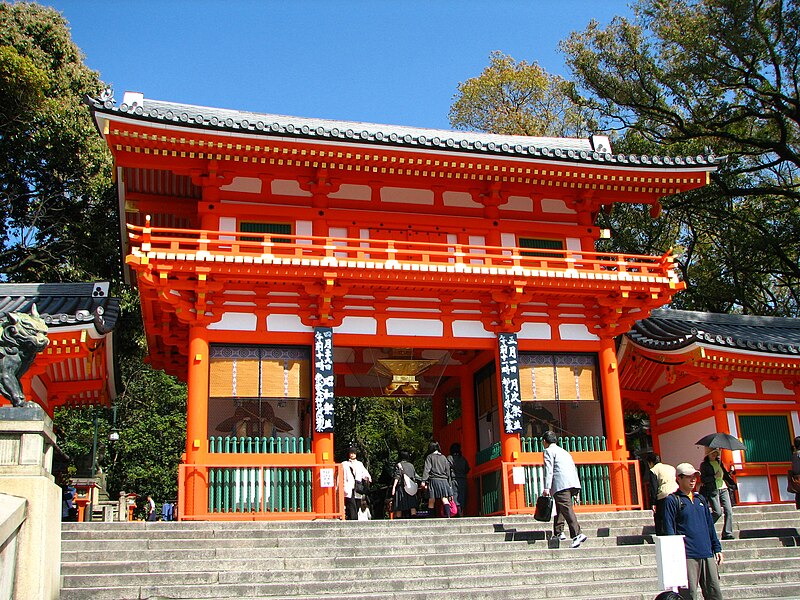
[629,309,800,356]
[85,94,723,170]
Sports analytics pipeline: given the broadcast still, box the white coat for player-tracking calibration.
[543,443,581,493]
[343,458,371,499]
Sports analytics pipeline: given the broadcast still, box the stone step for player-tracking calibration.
[61,551,800,587]
[60,530,800,555]
[60,534,796,568]
[58,565,800,600]
[59,509,800,540]
[60,505,800,600]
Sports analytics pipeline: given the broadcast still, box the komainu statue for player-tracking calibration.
[0,305,49,407]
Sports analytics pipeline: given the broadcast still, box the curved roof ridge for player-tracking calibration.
[86,93,724,169]
[0,281,119,335]
[629,309,800,356]
[647,308,800,329]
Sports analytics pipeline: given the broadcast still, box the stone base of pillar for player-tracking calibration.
[0,405,62,600]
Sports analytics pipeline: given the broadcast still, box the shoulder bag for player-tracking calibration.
[399,463,418,496]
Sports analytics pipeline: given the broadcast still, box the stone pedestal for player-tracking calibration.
[0,405,61,600]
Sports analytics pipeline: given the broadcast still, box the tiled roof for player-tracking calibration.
[86,93,723,169]
[627,309,800,356]
[0,282,120,335]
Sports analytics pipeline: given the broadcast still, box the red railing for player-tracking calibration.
[128,221,681,281]
[492,458,643,516]
[730,462,794,505]
[178,461,345,521]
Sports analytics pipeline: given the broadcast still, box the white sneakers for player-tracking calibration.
[570,533,588,548]
[553,532,587,547]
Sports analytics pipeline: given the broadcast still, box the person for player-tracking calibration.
[342,446,371,521]
[61,478,77,522]
[357,497,372,521]
[699,447,735,540]
[541,430,587,548]
[654,593,683,600]
[791,436,800,510]
[647,452,678,536]
[663,462,724,600]
[448,443,470,515]
[421,441,454,518]
[390,450,419,519]
[146,495,157,521]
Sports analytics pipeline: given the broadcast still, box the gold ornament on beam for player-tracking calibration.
[373,358,439,396]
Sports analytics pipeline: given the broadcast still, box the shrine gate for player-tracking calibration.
[87,92,720,520]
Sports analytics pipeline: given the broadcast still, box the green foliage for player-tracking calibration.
[449,51,598,137]
[0,2,118,282]
[334,395,432,485]
[0,44,48,117]
[104,289,187,502]
[562,0,800,315]
[2,2,187,507]
[54,289,187,503]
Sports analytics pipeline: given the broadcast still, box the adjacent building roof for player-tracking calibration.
[86,92,723,170]
[0,282,120,335]
[627,309,800,356]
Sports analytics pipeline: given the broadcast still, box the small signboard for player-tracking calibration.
[655,535,688,591]
[512,466,526,485]
[319,468,335,489]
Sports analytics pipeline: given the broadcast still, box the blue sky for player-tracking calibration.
[47,1,633,130]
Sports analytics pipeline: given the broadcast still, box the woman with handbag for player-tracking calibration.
[790,436,800,509]
[343,446,371,520]
[421,441,455,518]
[390,450,419,519]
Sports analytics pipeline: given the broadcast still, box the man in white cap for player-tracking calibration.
[663,462,724,599]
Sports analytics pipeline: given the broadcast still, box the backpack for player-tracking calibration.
[399,463,418,495]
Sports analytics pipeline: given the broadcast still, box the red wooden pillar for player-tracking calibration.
[312,327,337,517]
[704,375,734,466]
[184,327,210,518]
[314,433,335,516]
[598,336,632,508]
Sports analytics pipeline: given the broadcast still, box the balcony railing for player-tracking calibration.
[128,221,681,282]
[480,459,643,516]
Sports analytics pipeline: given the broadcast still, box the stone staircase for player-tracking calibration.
[60,504,800,600]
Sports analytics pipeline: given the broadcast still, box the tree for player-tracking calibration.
[0,3,187,508]
[334,394,432,488]
[0,2,119,282]
[562,0,800,315]
[449,51,599,137]
[54,289,187,505]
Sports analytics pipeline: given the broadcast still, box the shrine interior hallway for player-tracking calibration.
[61,503,800,599]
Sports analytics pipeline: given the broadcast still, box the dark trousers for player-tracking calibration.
[654,497,669,535]
[552,488,581,538]
[345,496,359,520]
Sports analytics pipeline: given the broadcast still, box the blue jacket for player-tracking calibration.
[663,489,721,559]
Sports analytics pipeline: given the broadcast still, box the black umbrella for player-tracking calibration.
[695,432,746,451]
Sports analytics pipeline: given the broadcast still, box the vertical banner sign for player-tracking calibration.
[314,327,335,433]
[498,332,523,434]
